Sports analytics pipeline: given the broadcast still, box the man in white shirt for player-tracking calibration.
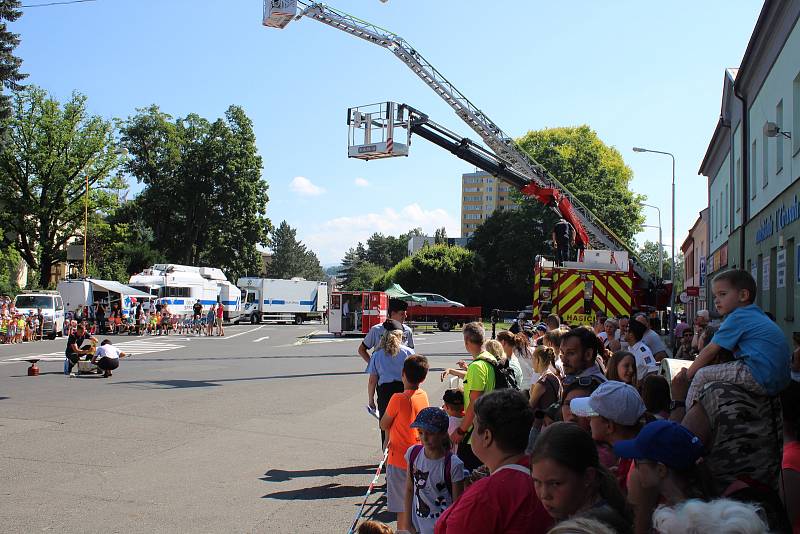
[91,339,127,378]
[626,319,659,380]
[357,298,414,364]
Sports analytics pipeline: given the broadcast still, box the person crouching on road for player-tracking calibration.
[92,339,127,378]
[65,324,98,376]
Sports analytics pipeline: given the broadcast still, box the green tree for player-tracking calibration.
[347,261,385,291]
[0,86,122,286]
[266,220,325,280]
[434,227,448,244]
[120,104,271,281]
[339,243,368,287]
[0,0,25,123]
[468,203,553,311]
[0,245,20,295]
[517,125,644,245]
[637,240,684,289]
[375,244,483,304]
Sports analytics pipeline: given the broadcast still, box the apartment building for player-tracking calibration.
[698,0,800,340]
[461,171,517,238]
[680,209,709,325]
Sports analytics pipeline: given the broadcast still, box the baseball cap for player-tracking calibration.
[613,420,704,470]
[410,407,449,433]
[535,323,548,333]
[382,318,403,331]
[569,380,645,426]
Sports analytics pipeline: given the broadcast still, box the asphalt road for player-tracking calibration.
[0,323,467,533]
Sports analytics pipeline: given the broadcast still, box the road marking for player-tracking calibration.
[253,336,270,343]
[223,325,265,339]
[3,339,185,362]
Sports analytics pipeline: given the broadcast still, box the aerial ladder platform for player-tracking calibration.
[263,1,662,293]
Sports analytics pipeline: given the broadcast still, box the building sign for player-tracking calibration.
[685,286,700,297]
[751,262,758,285]
[797,244,800,283]
[776,249,786,289]
[699,256,706,285]
[762,256,770,291]
[755,194,800,244]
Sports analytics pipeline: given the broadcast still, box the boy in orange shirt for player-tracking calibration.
[379,354,429,530]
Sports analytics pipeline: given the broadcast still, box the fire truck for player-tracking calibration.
[263,2,671,324]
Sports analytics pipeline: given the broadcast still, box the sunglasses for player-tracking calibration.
[562,375,602,387]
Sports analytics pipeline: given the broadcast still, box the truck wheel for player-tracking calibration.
[294,315,303,325]
[48,329,57,340]
[250,314,259,325]
[437,319,453,332]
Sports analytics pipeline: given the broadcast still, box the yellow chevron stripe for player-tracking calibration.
[561,282,583,308]
[608,276,632,306]
[562,298,583,317]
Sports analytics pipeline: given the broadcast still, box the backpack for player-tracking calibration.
[408,444,453,497]
[474,356,519,390]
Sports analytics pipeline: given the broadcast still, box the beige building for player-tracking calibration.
[680,208,709,324]
[460,171,517,237]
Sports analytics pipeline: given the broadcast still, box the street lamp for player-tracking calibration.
[633,146,676,340]
[83,147,128,277]
[642,203,663,279]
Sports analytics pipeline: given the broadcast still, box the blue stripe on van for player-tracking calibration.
[270,300,286,305]
[300,300,313,306]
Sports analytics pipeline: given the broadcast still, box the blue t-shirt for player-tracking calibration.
[711,304,791,395]
[366,345,415,385]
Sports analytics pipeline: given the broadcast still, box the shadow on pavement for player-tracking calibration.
[362,495,392,523]
[261,465,375,482]
[112,370,368,389]
[262,482,369,500]
[0,396,8,400]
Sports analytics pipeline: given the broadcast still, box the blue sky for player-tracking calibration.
[15,0,762,266]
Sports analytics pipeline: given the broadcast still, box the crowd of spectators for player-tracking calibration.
[0,296,43,343]
[359,267,799,533]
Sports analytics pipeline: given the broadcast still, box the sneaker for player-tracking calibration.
[68,372,76,377]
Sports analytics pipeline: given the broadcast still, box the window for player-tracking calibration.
[793,72,800,155]
[464,213,482,220]
[762,125,768,188]
[486,187,493,192]
[735,158,741,212]
[463,187,480,193]
[464,204,481,211]
[724,184,728,229]
[751,140,757,199]
[463,195,481,202]
[776,100,784,173]
[485,195,493,201]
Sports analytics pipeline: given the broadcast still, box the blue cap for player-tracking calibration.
[535,323,548,332]
[613,420,704,470]
[410,407,449,433]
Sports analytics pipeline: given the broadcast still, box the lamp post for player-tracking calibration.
[642,203,663,279]
[633,147,676,340]
[83,147,128,277]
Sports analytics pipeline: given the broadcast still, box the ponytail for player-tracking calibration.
[380,329,403,356]
[532,345,556,374]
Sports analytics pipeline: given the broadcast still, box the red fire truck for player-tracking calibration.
[328,291,387,336]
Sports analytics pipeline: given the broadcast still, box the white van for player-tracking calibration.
[13,291,65,339]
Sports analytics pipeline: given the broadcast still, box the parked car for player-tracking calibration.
[13,291,65,339]
[411,293,464,307]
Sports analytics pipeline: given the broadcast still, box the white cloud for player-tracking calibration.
[302,203,459,265]
[289,176,325,196]
[354,177,370,187]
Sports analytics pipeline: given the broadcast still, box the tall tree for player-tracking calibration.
[266,220,325,280]
[517,125,644,245]
[0,0,25,124]
[434,227,448,244]
[0,86,122,286]
[468,125,644,310]
[120,104,271,280]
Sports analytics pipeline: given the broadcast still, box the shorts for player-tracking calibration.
[686,359,767,407]
[215,317,222,326]
[385,464,407,513]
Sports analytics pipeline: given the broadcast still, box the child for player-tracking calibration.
[442,389,464,454]
[404,407,465,534]
[379,354,430,531]
[686,269,791,405]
